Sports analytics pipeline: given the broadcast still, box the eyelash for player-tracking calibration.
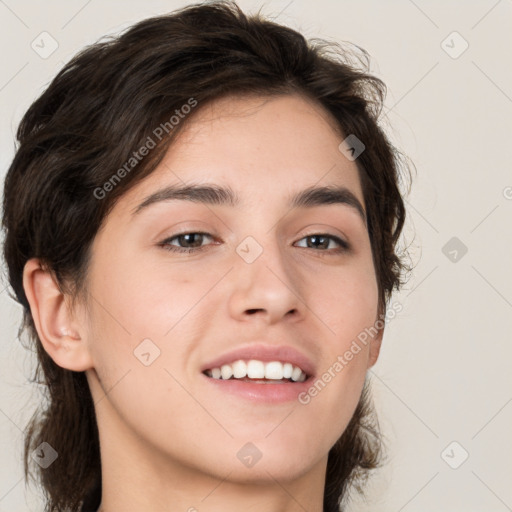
[159,231,350,255]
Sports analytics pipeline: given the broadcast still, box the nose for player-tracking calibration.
[227,237,304,325]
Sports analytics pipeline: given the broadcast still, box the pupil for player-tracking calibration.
[309,235,327,249]
[181,233,202,247]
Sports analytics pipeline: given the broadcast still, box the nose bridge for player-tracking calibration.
[228,231,302,323]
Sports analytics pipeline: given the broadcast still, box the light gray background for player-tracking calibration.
[1,1,511,511]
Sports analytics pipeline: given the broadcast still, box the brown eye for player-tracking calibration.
[160,232,214,253]
[295,234,349,253]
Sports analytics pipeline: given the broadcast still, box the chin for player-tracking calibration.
[230,442,320,482]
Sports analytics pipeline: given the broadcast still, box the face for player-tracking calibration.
[82,94,381,483]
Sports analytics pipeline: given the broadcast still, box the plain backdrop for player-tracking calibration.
[1,1,511,511]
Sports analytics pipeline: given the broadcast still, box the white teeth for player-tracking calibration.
[220,364,233,380]
[265,361,283,380]
[205,359,308,382]
[296,372,306,382]
[291,365,303,382]
[232,360,247,378]
[247,360,265,379]
[282,362,293,379]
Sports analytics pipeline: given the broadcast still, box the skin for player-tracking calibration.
[23,93,383,512]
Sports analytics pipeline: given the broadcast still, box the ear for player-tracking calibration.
[22,258,94,371]
[367,318,384,369]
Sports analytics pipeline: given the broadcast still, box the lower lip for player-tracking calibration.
[201,373,313,403]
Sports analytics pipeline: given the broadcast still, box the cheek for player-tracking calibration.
[310,260,379,349]
[85,261,216,399]
[299,256,378,421]
[90,254,211,341]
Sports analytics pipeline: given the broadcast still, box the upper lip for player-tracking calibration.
[200,343,316,378]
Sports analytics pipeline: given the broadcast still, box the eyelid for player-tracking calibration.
[296,225,350,248]
[159,229,350,254]
[159,231,216,252]
[294,232,350,252]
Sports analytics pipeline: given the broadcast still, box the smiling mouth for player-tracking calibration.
[202,359,309,383]
[203,372,298,384]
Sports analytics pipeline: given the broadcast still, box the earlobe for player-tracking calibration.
[367,321,384,369]
[22,258,94,372]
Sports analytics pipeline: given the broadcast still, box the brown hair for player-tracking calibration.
[1,1,412,510]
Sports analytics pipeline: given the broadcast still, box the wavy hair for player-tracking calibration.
[2,1,412,510]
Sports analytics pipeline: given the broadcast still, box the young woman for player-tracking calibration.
[2,1,411,510]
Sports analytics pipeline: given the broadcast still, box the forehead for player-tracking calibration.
[116,93,364,217]
[171,93,348,170]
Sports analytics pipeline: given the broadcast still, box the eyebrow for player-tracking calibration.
[131,183,366,225]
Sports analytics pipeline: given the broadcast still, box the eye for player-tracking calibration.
[159,232,349,255]
[159,232,215,253]
[295,233,349,254]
